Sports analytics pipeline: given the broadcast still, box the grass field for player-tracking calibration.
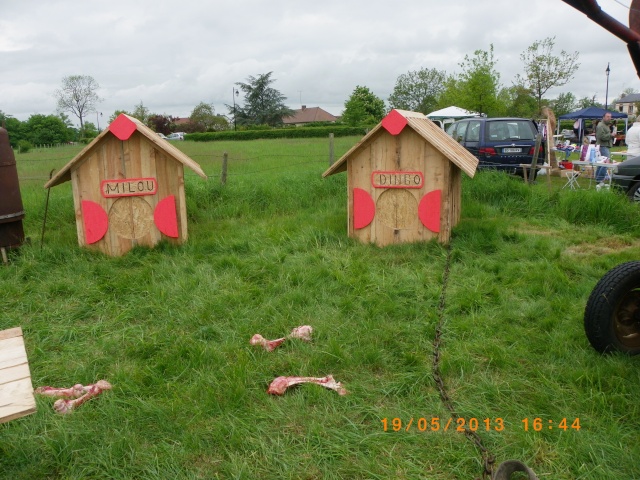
[2,137,640,479]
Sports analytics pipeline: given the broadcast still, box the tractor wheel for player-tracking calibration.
[584,261,640,354]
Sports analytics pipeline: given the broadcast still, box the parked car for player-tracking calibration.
[446,117,543,175]
[611,154,640,201]
[166,132,184,141]
[560,129,578,142]
[156,133,167,139]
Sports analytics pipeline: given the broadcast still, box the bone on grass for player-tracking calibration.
[35,380,112,414]
[250,325,313,351]
[267,375,347,396]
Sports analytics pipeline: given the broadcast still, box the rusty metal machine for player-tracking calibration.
[0,126,25,262]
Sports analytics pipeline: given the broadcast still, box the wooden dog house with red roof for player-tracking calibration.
[44,114,206,257]
[322,109,478,246]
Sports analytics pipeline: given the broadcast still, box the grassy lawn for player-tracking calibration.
[2,138,640,479]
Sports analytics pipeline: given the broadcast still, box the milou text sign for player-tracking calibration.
[101,178,158,198]
[371,171,423,189]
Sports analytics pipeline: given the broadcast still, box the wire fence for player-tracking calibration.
[16,151,336,183]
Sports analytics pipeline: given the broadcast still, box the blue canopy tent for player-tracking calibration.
[558,107,628,143]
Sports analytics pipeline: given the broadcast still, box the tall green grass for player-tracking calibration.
[2,140,640,479]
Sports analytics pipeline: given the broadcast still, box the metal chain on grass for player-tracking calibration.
[432,243,539,480]
[432,242,495,480]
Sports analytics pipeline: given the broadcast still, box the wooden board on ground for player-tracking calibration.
[0,327,36,423]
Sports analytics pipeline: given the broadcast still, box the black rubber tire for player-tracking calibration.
[627,182,640,203]
[584,261,640,354]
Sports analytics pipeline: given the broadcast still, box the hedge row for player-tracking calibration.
[186,126,368,142]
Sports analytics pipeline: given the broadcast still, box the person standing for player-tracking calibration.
[573,118,581,139]
[596,112,613,159]
[626,118,640,157]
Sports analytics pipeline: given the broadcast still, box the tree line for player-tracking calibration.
[2,36,637,150]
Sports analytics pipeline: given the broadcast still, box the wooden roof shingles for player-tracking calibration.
[45,114,206,189]
[323,109,478,178]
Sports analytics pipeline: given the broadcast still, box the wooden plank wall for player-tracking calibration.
[0,327,36,424]
[73,133,187,256]
[348,129,450,247]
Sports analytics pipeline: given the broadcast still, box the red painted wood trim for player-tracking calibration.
[418,190,442,233]
[108,114,137,141]
[371,171,424,189]
[101,178,158,198]
[381,109,408,136]
[353,188,375,230]
[153,195,179,238]
[81,200,109,244]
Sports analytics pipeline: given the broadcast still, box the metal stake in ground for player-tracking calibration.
[40,169,55,249]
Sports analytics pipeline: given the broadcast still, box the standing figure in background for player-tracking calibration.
[626,118,640,157]
[596,112,613,160]
[573,118,581,139]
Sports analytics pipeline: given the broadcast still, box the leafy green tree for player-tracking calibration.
[0,112,25,147]
[342,85,386,126]
[388,68,446,114]
[549,92,577,116]
[80,121,99,142]
[54,75,102,130]
[109,109,132,123]
[188,102,228,132]
[499,85,538,118]
[147,114,175,135]
[233,72,293,127]
[577,94,602,109]
[515,37,579,115]
[23,114,74,145]
[440,45,503,116]
[131,101,150,124]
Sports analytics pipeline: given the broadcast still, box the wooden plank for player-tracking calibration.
[0,337,29,370]
[0,378,37,424]
[0,327,22,341]
[0,363,31,386]
[0,327,36,423]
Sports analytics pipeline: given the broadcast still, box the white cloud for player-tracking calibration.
[1,0,638,123]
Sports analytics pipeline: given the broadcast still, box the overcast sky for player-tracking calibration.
[2,0,639,126]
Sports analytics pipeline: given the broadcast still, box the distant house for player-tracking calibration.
[614,93,640,115]
[174,117,191,126]
[283,106,338,126]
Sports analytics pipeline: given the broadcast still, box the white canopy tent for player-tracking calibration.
[426,106,481,130]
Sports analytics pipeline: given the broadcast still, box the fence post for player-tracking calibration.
[329,133,334,166]
[221,152,228,185]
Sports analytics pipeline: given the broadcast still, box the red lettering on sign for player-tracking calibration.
[101,178,158,198]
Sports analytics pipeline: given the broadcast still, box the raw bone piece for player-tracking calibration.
[35,380,112,398]
[35,384,86,398]
[34,380,112,414]
[288,325,313,341]
[267,375,347,396]
[250,325,313,351]
[250,334,286,351]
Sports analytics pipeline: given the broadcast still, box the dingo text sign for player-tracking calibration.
[101,178,158,198]
[372,171,423,189]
